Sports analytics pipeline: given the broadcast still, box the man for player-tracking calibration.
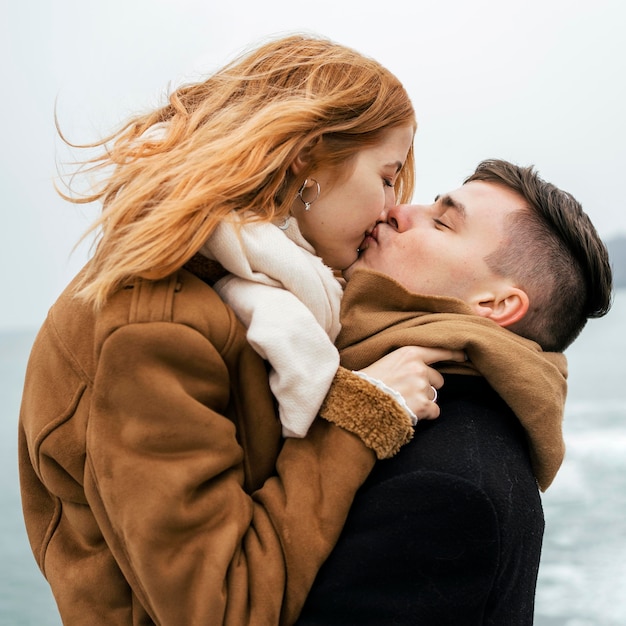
[296,159,613,625]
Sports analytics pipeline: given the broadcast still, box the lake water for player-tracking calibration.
[1,290,625,625]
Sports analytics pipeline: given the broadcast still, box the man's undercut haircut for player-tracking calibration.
[466,159,612,352]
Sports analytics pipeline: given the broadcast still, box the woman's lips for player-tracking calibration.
[359,223,380,251]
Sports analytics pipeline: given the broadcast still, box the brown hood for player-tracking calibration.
[338,269,568,491]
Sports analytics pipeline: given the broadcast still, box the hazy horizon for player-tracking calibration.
[3,0,625,330]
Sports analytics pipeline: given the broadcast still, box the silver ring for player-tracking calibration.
[430,385,438,403]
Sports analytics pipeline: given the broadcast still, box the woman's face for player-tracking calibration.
[293,124,414,271]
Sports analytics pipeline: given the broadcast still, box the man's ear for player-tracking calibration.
[472,287,529,328]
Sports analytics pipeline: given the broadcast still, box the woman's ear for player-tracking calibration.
[473,287,530,328]
[289,140,317,176]
[290,153,307,176]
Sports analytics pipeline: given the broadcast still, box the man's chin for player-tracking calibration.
[342,257,363,282]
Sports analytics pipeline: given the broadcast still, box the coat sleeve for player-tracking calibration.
[85,321,411,625]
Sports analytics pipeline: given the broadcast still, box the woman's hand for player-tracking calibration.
[358,346,466,421]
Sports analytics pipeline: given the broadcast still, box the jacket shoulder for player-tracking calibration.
[93,268,242,356]
[36,267,244,392]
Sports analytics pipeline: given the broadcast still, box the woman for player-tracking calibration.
[18,34,461,625]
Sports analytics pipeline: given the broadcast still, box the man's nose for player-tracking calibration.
[386,204,421,231]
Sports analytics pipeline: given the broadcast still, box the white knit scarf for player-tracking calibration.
[200,215,343,437]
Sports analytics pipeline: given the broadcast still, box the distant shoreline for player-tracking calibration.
[607,236,626,289]
[2,284,626,336]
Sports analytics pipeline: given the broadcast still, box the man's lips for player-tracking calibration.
[359,223,381,251]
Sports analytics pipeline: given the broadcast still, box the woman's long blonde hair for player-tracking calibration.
[64,34,416,307]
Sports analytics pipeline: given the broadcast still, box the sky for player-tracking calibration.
[2,0,625,330]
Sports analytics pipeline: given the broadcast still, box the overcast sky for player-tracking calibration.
[2,0,625,331]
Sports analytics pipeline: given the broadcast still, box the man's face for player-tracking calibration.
[345,180,526,305]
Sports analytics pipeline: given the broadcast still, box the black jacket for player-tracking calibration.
[296,375,544,625]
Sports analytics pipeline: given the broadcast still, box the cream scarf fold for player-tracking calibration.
[338,270,568,491]
[200,216,342,437]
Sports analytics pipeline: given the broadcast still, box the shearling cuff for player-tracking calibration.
[319,367,414,460]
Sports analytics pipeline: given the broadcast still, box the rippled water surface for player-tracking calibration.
[2,291,624,625]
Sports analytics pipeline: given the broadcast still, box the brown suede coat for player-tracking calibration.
[338,270,569,491]
[18,265,413,626]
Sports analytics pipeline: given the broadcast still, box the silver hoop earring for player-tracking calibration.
[297,178,321,211]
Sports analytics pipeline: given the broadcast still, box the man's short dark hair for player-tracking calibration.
[465,159,613,352]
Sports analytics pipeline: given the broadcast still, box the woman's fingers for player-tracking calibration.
[357,346,466,421]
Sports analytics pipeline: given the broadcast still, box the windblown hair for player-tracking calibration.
[466,159,613,352]
[62,34,416,307]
